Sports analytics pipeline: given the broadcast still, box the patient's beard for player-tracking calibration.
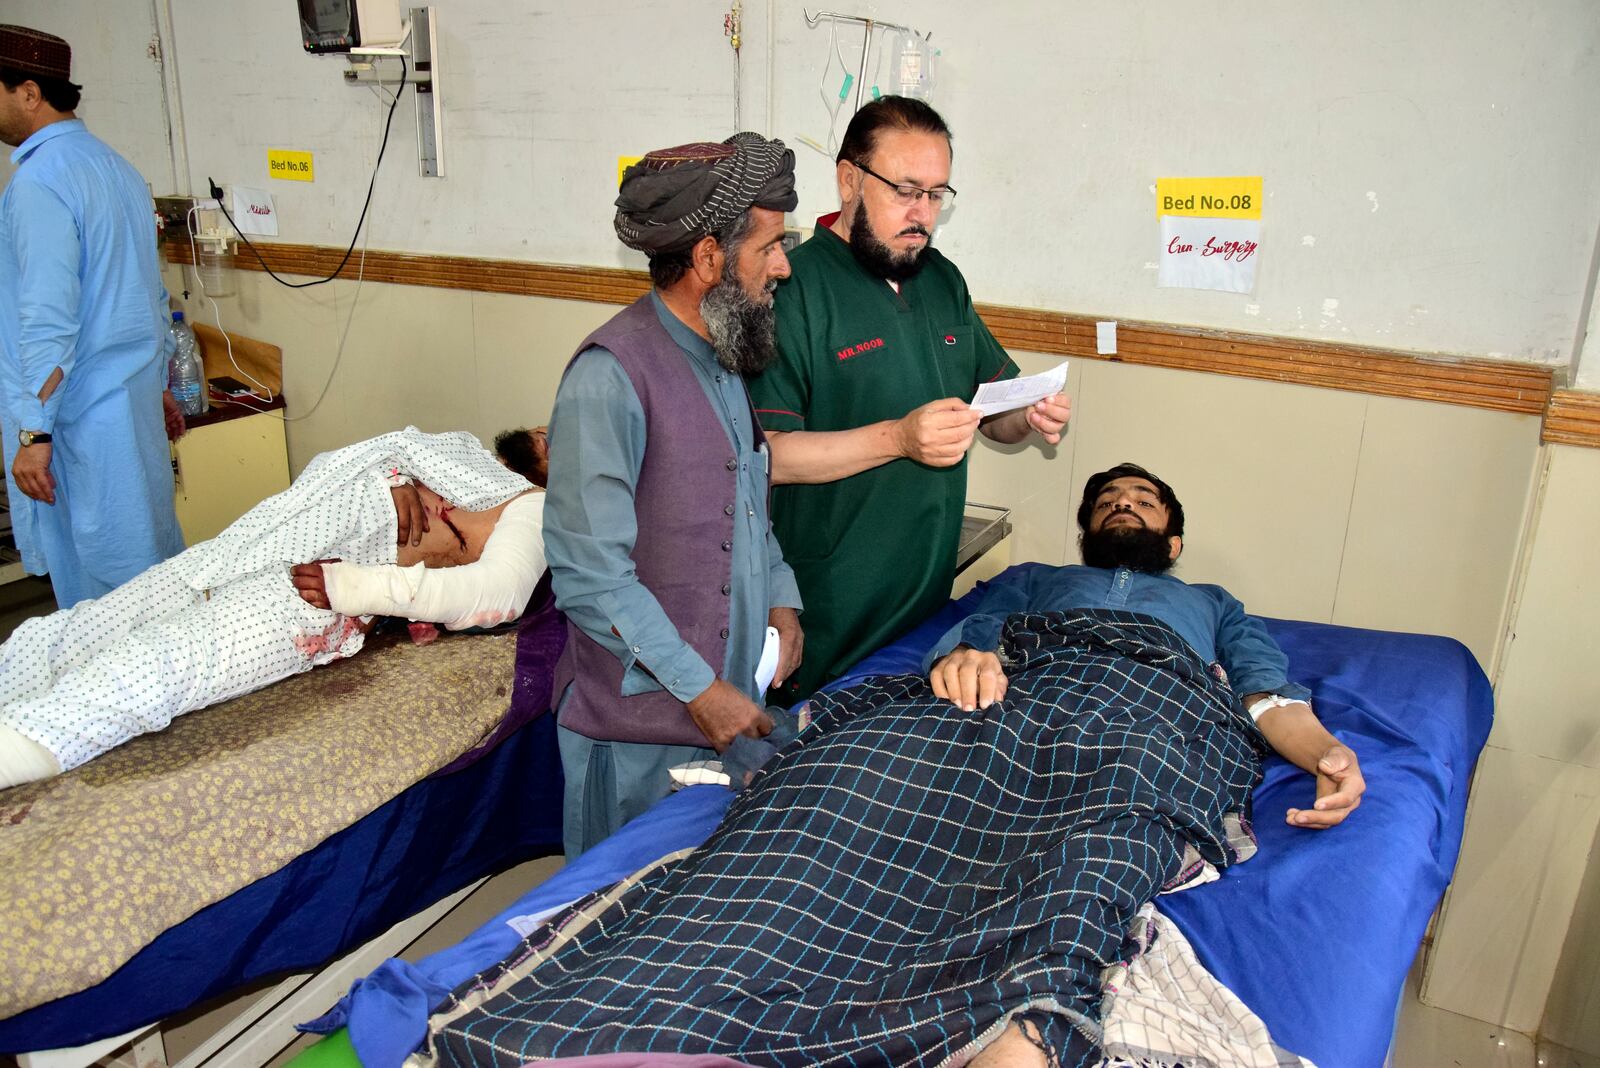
[1080,525,1176,574]
[701,276,780,376]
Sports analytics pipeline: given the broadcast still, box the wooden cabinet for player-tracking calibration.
[171,401,290,546]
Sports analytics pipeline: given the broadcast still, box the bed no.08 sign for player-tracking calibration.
[1156,176,1262,294]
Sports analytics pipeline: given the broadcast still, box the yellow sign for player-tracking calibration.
[267,149,315,182]
[1156,176,1261,220]
[617,155,643,188]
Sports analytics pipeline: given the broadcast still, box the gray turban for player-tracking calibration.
[615,132,797,255]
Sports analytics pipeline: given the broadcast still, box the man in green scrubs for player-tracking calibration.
[750,96,1071,700]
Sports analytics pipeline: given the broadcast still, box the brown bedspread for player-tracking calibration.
[0,629,517,1018]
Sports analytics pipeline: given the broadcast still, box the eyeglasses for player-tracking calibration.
[851,160,957,208]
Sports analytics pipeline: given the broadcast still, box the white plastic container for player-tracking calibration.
[195,238,235,298]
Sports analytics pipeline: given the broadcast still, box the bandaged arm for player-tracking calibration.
[322,492,546,630]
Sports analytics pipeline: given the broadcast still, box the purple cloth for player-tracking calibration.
[551,296,744,747]
[432,572,566,777]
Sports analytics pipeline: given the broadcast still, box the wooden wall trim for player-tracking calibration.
[168,239,1553,417]
[1543,390,1600,448]
[973,305,1551,415]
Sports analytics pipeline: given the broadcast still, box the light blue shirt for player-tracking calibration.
[1,120,171,433]
[545,292,802,704]
[925,563,1311,703]
[0,119,182,603]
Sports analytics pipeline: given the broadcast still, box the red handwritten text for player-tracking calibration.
[1201,237,1257,262]
[1166,234,1257,262]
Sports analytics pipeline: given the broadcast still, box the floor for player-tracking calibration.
[154,855,568,1067]
[1391,952,1595,1066]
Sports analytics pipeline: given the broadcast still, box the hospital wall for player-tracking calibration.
[10,0,1600,1055]
[18,0,1598,375]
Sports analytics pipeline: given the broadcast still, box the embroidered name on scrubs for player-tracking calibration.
[835,337,885,361]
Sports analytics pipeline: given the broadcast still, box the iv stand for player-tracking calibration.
[802,9,926,115]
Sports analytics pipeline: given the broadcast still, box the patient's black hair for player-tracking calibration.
[1076,463,1185,537]
[0,67,82,113]
[493,427,548,488]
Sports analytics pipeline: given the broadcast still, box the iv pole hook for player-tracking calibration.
[803,9,920,113]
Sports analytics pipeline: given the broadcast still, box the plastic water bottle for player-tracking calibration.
[168,312,209,417]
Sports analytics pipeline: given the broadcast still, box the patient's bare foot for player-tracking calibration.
[967,1021,1050,1068]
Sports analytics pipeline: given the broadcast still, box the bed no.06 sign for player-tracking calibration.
[1156,176,1262,294]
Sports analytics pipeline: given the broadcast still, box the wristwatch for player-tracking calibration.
[17,429,51,447]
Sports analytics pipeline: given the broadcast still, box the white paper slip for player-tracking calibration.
[1096,321,1118,355]
[755,625,781,692]
[969,361,1068,417]
[229,185,279,236]
[506,898,580,937]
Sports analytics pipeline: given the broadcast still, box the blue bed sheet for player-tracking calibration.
[315,564,1492,1068]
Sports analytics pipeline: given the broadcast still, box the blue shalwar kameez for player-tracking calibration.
[0,119,183,607]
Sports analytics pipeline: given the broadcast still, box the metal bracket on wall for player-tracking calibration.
[342,6,444,178]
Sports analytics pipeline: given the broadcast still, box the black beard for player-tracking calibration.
[1080,525,1176,574]
[847,204,931,282]
[701,276,779,376]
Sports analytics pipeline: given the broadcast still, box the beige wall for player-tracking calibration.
[1544,818,1600,1055]
[161,266,611,475]
[966,354,1541,671]
[1424,444,1600,1039]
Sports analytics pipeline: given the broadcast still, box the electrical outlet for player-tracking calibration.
[153,194,200,233]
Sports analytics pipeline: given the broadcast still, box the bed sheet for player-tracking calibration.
[308,564,1491,1068]
[0,585,569,1054]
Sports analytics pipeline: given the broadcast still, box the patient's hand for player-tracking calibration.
[686,678,774,753]
[391,483,429,546]
[1287,743,1365,830]
[290,561,333,609]
[930,647,1008,712]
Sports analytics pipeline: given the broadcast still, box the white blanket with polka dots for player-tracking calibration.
[176,426,533,590]
[0,427,532,777]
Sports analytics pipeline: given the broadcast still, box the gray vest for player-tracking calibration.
[552,296,760,746]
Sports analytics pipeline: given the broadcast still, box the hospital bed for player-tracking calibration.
[296,561,1493,1068]
[0,582,569,1066]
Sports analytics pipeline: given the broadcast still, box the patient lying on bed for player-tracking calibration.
[0,427,545,789]
[409,463,1358,1068]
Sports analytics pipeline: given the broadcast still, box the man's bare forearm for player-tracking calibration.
[1252,697,1340,774]
[36,366,63,404]
[767,424,904,485]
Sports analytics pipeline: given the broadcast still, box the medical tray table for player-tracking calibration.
[956,502,1012,574]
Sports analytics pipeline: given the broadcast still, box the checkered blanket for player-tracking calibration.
[421,610,1265,1067]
